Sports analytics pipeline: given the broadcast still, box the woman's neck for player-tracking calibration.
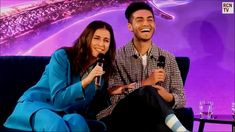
[83,58,96,71]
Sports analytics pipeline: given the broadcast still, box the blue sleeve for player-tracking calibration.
[48,49,85,109]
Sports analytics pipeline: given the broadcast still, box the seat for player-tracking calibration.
[0,56,193,131]
[103,57,194,132]
[0,56,50,131]
[175,57,194,131]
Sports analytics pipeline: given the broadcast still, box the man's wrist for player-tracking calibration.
[135,82,141,89]
[141,79,148,86]
[121,86,129,95]
[169,94,175,105]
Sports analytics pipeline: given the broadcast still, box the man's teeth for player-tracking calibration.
[141,29,150,32]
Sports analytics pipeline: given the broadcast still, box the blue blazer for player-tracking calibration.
[4,49,105,131]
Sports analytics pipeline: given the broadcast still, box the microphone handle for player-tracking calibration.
[156,81,163,86]
[155,66,164,86]
[95,62,103,87]
[95,77,101,87]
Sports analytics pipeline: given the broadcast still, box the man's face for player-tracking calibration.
[128,9,155,42]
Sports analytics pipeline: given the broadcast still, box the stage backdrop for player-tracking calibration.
[0,0,234,131]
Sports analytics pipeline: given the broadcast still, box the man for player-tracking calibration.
[97,2,189,132]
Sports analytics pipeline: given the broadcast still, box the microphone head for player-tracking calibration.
[97,53,104,59]
[157,55,165,68]
[97,53,105,63]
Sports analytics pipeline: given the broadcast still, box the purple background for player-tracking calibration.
[0,0,234,131]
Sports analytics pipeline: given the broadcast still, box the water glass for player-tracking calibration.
[199,101,213,119]
[232,102,235,119]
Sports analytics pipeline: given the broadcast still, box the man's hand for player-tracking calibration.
[152,85,173,103]
[142,69,165,86]
[108,83,136,95]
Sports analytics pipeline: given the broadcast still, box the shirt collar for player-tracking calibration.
[126,40,159,60]
[149,44,160,60]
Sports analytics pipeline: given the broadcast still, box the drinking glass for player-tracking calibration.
[232,102,235,119]
[199,101,213,119]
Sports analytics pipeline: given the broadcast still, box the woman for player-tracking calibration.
[4,20,116,132]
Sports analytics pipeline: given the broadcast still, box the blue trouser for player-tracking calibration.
[31,109,90,132]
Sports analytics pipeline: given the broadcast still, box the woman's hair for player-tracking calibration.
[64,20,116,82]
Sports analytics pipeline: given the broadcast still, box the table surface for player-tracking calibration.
[194,115,235,125]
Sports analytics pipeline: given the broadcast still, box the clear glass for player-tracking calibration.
[232,102,235,119]
[199,101,213,119]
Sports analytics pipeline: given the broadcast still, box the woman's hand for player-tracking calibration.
[81,65,105,89]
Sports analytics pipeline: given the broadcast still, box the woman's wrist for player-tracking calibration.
[81,78,90,89]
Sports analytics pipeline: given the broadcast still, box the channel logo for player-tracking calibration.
[222,2,234,14]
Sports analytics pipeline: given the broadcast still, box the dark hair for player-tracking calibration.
[125,2,154,22]
[64,20,116,82]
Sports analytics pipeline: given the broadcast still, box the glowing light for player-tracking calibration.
[22,8,125,55]
[152,0,192,7]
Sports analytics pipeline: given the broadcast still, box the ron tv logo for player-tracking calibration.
[222,2,234,14]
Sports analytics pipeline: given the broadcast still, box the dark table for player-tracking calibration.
[194,115,235,132]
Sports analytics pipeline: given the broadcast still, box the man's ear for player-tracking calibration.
[127,23,133,32]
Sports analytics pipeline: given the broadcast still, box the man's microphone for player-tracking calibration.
[95,53,105,87]
[156,55,165,86]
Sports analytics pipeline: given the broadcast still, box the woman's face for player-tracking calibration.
[90,28,111,58]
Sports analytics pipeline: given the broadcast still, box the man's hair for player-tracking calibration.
[125,2,154,22]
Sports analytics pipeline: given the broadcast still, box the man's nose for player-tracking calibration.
[143,19,150,26]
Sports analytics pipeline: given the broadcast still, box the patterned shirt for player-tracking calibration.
[97,41,186,119]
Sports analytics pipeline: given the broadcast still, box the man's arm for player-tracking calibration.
[168,57,186,108]
[141,68,174,103]
[108,83,136,95]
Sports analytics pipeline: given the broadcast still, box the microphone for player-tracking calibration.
[157,55,165,69]
[95,53,105,87]
[156,55,165,86]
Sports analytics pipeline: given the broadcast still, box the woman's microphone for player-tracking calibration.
[95,53,105,87]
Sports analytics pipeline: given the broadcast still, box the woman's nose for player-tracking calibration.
[98,41,105,47]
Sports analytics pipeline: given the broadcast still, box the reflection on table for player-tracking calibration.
[194,115,235,132]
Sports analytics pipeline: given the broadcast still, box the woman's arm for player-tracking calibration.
[48,49,85,109]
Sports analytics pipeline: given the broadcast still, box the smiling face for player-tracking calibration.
[90,28,111,58]
[128,9,155,42]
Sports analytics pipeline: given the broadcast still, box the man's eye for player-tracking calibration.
[136,19,143,22]
[148,18,154,22]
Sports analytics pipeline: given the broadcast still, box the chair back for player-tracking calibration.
[175,57,190,85]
